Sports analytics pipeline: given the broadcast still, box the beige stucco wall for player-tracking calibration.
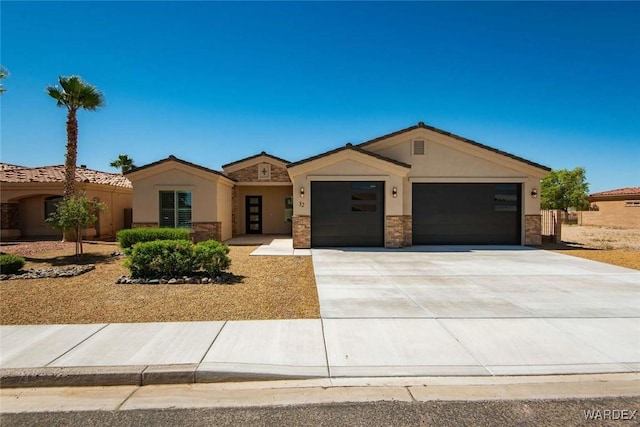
[129,163,224,224]
[216,182,234,240]
[235,185,293,235]
[363,129,545,218]
[578,199,640,228]
[289,155,407,218]
[0,182,132,238]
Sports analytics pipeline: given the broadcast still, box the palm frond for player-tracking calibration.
[48,75,105,111]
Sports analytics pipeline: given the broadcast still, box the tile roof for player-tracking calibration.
[358,122,551,172]
[222,151,289,168]
[287,143,411,169]
[590,187,640,198]
[125,155,235,181]
[0,163,132,188]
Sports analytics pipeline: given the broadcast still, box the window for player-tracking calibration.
[284,196,293,223]
[412,140,425,156]
[350,182,378,213]
[494,184,519,212]
[625,200,640,207]
[159,191,192,228]
[44,196,63,219]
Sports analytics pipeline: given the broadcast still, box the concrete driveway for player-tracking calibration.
[312,246,640,319]
[313,246,640,376]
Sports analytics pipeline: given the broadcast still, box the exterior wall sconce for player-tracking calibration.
[300,187,305,198]
[392,187,398,198]
[531,188,538,198]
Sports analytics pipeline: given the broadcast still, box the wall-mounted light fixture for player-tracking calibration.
[530,188,538,198]
[300,187,305,198]
[392,187,398,198]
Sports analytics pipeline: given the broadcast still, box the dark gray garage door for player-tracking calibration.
[311,181,384,247]
[413,183,521,245]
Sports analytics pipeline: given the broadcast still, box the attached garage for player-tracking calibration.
[311,181,384,247]
[412,183,521,245]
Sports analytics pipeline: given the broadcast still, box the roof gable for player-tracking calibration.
[222,152,289,171]
[125,155,234,182]
[359,122,551,173]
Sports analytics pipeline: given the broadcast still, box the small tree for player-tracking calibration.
[46,194,106,259]
[0,66,9,94]
[110,154,136,173]
[541,167,590,213]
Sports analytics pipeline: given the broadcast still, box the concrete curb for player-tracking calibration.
[0,365,323,388]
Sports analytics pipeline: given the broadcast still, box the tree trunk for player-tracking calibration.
[64,109,79,200]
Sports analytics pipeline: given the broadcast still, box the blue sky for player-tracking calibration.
[1,1,638,193]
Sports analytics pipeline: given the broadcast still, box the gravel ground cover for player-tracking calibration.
[547,225,640,270]
[0,241,319,325]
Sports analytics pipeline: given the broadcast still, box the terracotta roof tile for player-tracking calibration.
[0,163,132,188]
[590,187,640,198]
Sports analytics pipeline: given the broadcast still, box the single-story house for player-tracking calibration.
[0,163,132,239]
[578,187,640,229]
[126,122,551,248]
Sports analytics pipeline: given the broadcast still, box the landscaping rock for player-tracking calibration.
[0,265,96,281]
[114,272,236,285]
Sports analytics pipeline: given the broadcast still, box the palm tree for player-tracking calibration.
[46,76,105,199]
[110,154,136,173]
[0,66,9,94]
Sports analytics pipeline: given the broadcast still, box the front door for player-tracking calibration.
[245,195,262,234]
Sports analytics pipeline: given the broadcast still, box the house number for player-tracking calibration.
[299,202,305,207]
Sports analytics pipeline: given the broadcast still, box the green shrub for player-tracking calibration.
[125,240,194,278]
[194,240,231,276]
[117,228,190,250]
[0,254,25,274]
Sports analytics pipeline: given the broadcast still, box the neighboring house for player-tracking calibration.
[0,163,132,239]
[126,122,551,248]
[578,187,640,229]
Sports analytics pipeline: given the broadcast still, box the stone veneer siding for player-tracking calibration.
[227,163,290,183]
[231,186,239,237]
[1,203,20,230]
[192,222,222,242]
[385,215,404,248]
[524,214,542,246]
[292,215,310,249]
[403,215,412,246]
[132,222,158,229]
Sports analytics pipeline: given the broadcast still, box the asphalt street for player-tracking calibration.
[3,397,639,427]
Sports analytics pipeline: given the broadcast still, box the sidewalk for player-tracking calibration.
[1,318,638,388]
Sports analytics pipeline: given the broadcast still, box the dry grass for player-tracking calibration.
[0,242,319,325]
[546,225,640,270]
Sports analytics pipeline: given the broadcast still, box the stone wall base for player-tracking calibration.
[192,222,222,242]
[403,215,412,246]
[132,223,158,229]
[293,215,310,249]
[385,215,404,248]
[525,214,542,246]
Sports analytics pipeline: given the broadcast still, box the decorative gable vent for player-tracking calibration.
[258,163,271,180]
[412,140,425,156]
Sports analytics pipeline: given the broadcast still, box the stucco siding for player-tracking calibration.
[235,185,293,235]
[216,182,233,241]
[130,166,220,225]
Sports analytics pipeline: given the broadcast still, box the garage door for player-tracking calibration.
[413,183,521,245]
[311,181,384,247]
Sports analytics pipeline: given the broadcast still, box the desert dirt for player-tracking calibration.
[0,241,319,325]
[547,225,640,270]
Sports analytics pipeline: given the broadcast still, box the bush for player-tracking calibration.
[0,254,25,274]
[125,240,194,278]
[194,240,231,276]
[117,228,190,250]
